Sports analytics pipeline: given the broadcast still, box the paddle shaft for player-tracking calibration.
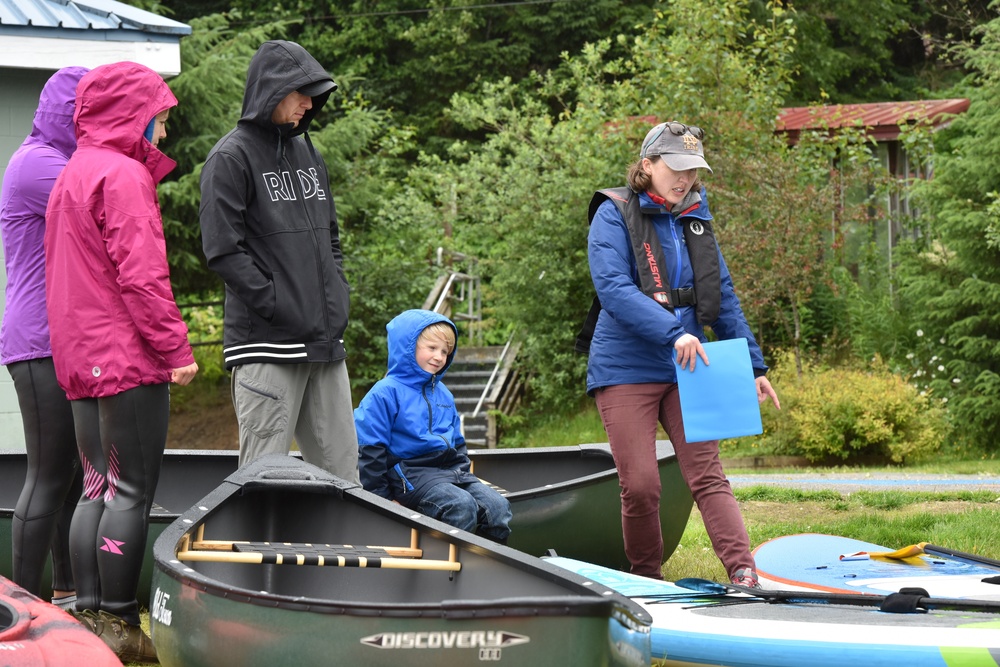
[741,586,1000,613]
[924,544,1000,571]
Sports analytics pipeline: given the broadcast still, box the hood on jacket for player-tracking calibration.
[240,40,337,135]
[74,61,178,184]
[386,310,458,387]
[28,66,89,160]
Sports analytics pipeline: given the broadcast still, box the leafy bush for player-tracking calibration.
[748,352,948,464]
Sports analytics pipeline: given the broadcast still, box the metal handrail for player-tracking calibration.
[471,336,513,418]
[431,271,473,314]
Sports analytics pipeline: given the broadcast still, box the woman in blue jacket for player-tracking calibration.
[587,121,780,585]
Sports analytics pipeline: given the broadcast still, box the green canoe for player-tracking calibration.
[1,440,692,600]
[150,454,652,667]
[468,440,693,569]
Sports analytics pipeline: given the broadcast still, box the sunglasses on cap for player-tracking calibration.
[663,121,704,139]
[640,121,706,158]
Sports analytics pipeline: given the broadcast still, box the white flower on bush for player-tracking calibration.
[917,329,924,337]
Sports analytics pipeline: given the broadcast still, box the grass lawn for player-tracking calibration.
[667,486,1000,582]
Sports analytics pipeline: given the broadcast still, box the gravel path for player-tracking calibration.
[727,472,1000,494]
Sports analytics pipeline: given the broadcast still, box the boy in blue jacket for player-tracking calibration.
[355,309,511,543]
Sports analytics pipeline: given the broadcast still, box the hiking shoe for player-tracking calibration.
[69,608,101,634]
[74,610,158,664]
[731,568,762,589]
[96,611,158,664]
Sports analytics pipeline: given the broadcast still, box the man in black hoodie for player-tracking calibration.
[199,40,359,483]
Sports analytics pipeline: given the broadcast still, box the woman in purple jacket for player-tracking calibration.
[0,66,88,607]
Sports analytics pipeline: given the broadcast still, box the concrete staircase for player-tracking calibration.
[423,258,523,447]
[448,343,522,448]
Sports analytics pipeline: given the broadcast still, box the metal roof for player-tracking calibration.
[776,99,970,143]
[0,0,190,36]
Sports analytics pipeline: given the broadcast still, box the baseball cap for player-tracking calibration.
[298,79,337,97]
[640,121,712,173]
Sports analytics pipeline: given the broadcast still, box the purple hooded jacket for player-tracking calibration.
[0,66,89,366]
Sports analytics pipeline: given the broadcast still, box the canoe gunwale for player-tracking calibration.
[468,441,678,501]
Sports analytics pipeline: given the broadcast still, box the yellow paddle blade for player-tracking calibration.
[868,542,929,560]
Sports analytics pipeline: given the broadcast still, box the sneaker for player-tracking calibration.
[730,568,762,589]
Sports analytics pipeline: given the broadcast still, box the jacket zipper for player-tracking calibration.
[423,376,451,449]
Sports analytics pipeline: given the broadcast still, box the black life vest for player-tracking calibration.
[575,187,721,354]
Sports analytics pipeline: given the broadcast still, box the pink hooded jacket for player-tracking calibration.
[44,62,194,399]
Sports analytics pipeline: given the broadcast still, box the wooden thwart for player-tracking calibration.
[176,527,461,572]
[467,462,509,496]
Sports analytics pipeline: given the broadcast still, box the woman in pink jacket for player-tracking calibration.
[44,61,197,664]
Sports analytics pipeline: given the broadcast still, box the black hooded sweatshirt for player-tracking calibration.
[199,40,350,369]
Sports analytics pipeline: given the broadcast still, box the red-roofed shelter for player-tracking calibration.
[776,99,970,144]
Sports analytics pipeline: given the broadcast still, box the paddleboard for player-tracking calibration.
[754,533,1000,600]
[547,555,1000,667]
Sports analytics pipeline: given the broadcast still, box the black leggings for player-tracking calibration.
[8,357,81,596]
[70,382,169,626]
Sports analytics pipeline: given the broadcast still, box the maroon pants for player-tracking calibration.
[595,382,755,579]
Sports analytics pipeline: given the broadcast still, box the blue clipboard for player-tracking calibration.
[674,338,762,442]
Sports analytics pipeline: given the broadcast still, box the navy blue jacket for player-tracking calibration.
[354,309,477,506]
[586,188,766,393]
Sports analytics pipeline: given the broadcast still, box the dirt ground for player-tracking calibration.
[166,384,239,451]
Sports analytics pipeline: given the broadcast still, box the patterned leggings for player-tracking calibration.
[70,382,169,626]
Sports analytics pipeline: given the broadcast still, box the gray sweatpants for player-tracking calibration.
[231,360,360,483]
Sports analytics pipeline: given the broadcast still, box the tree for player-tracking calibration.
[897,3,1000,450]
[770,0,994,104]
[213,0,658,153]
[377,0,820,413]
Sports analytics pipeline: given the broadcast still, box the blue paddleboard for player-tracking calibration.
[754,533,1000,599]
[547,554,1000,667]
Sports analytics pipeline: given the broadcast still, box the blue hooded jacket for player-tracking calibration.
[586,188,767,393]
[354,309,477,506]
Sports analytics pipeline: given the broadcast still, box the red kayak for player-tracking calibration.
[0,576,120,666]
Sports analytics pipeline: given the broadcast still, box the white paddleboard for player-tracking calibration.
[547,555,1000,667]
[753,533,1000,600]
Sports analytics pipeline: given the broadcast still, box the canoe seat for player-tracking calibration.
[478,478,510,496]
[233,542,418,567]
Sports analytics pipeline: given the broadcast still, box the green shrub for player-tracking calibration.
[761,353,948,464]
